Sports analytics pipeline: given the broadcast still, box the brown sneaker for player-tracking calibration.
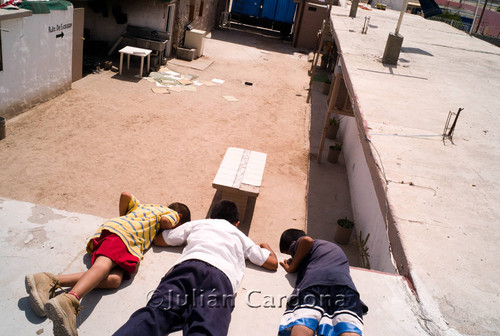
[25,272,61,317]
[45,293,81,336]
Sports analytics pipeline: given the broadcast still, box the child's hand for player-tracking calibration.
[280,258,294,273]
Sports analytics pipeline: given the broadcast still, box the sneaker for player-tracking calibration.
[25,272,61,317]
[45,293,81,336]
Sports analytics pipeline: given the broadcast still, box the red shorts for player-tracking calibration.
[92,230,139,278]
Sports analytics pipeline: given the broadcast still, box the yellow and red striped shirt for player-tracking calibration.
[86,195,179,260]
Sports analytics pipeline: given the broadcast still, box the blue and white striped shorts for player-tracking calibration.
[278,285,366,336]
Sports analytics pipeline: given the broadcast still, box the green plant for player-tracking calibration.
[329,143,342,151]
[438,11,462,21]
[337,218,354,228]
[329,118,339,126]
[313,72,329,83]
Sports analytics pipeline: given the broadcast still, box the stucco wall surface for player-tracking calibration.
[342,116,397,273]
[0,8,73,119]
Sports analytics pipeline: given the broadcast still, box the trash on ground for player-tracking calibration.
[151,87,170,94]
[223,95,238,102]
[178,78,193,86]
[169,86,183,93]
[145,66,223,94]
[212,78,225,84]
[203,81,216,87]
[183,86,197,92]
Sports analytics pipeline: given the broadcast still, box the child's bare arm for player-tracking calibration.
[259,243,278,271]
[153,231,169,247]
[160,216,178,230]
[119,192,132,216]
[280,236,313,273]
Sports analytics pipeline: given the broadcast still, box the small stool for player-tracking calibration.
[212,148,267,221]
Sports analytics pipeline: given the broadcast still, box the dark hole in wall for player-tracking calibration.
[189,0,196,21]
[199,0,204,17]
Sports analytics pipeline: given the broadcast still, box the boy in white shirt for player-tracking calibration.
[114,200,278,336]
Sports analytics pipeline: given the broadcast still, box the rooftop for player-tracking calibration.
[328,3,500,335]
[0,4,499,335]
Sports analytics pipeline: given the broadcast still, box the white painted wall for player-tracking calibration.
[341,116,397,273]
[0,7,73,119]
[376,0,405,11]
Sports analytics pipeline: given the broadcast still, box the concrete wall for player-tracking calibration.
[0,8,73,119]
[74,0,223,54]
[382,0,405,11]
[341,116,397,273]
[435,0,500,37]
[293,1,329,50]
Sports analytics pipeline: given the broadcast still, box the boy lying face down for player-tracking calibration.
[114,199,278,336]
[26,192,191,336]
[278,228,368,336]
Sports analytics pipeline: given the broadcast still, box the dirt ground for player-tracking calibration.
[0,28,312,251]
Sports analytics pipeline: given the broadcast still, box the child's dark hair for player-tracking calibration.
[209,200,239,224]
[280,229,306,253]
[168,202,191,225]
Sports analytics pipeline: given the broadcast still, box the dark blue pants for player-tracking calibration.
[114,260,234,336]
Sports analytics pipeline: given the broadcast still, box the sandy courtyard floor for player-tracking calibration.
[0,29,312,250]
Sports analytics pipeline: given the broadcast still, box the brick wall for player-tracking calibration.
[172,0,224,51]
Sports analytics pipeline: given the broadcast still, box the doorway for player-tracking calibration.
[165,2,176,57]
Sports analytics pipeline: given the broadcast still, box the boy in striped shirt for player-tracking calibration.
[25,192,190,336]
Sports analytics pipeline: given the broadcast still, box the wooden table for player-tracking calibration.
[212,148,267,221]
[118,46,152,77]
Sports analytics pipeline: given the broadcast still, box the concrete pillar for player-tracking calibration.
[349,0,359,17]
[382,33,404,65]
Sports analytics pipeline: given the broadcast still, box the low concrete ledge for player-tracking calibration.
[0,8,32,21]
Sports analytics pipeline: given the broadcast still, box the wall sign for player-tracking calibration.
[48,22,72,37]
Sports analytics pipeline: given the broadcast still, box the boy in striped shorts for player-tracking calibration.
[25,192,190,336]
[278,229,368,336]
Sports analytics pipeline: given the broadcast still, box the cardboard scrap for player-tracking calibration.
[223,95,238,102]
[183,86,197,92]
[178,79,193,86]
[169,86,183,93]
[168,57,214,71]
[151,87,169,94]
[159,68,180,76]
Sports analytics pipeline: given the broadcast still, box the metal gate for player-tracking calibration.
[231,0,297,33]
